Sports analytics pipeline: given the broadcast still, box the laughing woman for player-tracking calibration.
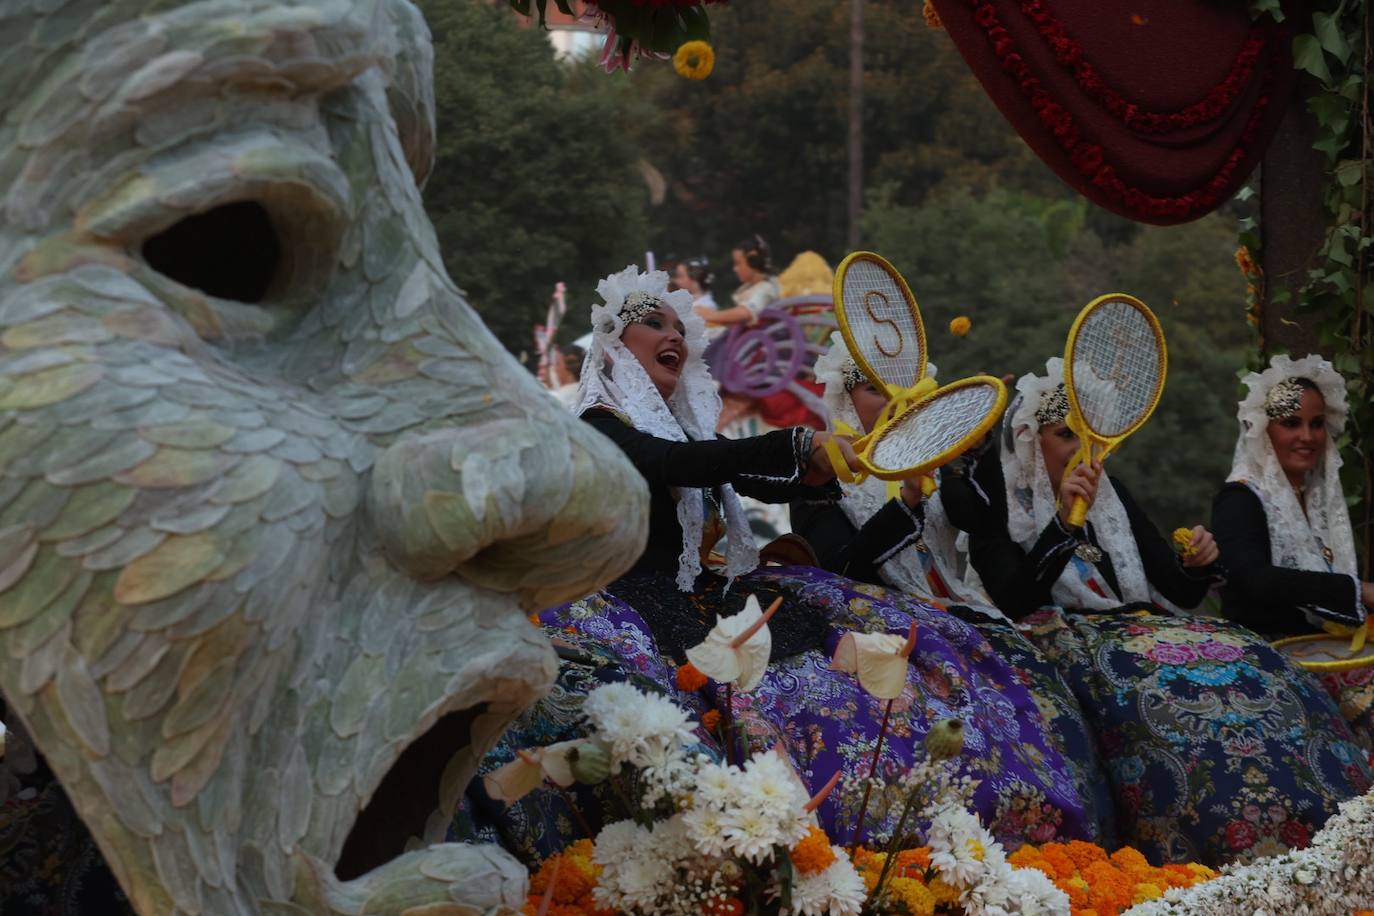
[948,357,1372,867]
[1213,354,1374,748]
[461,268,1094,860]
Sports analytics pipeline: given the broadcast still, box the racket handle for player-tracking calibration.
[1067,496,1089,528]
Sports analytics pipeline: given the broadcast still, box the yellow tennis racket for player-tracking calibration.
[1062,293,1167,527]
[832,251,928,399]
[860,375,1008,481]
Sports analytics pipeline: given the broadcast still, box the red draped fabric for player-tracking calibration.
[928,0,1296,224]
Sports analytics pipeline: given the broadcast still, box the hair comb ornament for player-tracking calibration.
[1263,377,1304,419]
[619,290,661,325]
[1035,383,1070,427]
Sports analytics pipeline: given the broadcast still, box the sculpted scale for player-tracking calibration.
[0,0,649,912]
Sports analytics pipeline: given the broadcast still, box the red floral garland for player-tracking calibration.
[961,0,1281,221]
[1010,0,1266,135]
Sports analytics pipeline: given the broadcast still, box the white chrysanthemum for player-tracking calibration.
[720,803,784,864]
[929,807,999,888]
[583,682,695,772]
[783,848,866,916]
[682,802,731,857]
[693,760,743,809]
[960,860,1014,915]
[739,749,810,815]
[593,818,653,866]
[1005,864,1070,915]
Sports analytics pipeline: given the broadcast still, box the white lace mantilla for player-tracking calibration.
[817,335,1005,619]
[1003,358,1169,612]
[573,265,759,591]
[1227,354,1360,628]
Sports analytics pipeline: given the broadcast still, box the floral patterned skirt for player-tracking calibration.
[951,609,1118,849]
[458,566,1098,860]
[1313,665,1374,754]
[1024,609,1374,867]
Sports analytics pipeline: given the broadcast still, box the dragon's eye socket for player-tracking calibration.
[142,201,281,305]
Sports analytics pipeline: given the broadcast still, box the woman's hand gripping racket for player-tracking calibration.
[1062,293,1167,527]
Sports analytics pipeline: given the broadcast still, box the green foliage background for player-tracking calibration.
[417,0,1255,533]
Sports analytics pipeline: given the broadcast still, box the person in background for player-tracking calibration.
[673,256,717,312]
[697,234,780,328]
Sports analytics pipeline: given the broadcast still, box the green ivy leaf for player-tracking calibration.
[1312,12,1353,65]
[1293,34,1333,84]
[1248,0,1284,20]
[1308,93,1351,134]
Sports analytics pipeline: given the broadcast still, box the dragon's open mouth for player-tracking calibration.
[334,705,488,881]
[142,201,282,304]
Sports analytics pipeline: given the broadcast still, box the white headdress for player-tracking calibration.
[1227,354,1356,597]
[573,265,758,590]
[1002,358,1161,611]
[813,335,1006,615]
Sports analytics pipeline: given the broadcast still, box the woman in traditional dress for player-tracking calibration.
[460,268,1094,860]
[1213,354,1374,748]
[696,235,780,329]
[789,334,1116,846]
[948,356,1373,866]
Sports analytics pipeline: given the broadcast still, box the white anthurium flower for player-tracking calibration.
[482,740,582,805]
[830,622,917,700]
[685,594,781,692]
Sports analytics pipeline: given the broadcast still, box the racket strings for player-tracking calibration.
[869,384,1000,470]
[841,258,925,390]
[1070,300,1163,437]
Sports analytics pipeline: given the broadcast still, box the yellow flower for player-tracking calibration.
[888,877,936,915]
[927,876,961,906]
[1132,882,1164,905]
[673,40,714,80]
[1171,527,1197,559]
[922,0,943,29]
[949,315,971,337]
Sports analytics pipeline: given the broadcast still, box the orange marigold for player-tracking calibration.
[894,845,932,876]
[1064,840,1109,871]
[677,662,709,691]
[701,709,722,731]
[1109,846,1148,870]
[792,826,837,876]
[1039,845,1078,880]
[1059,875,1092,910]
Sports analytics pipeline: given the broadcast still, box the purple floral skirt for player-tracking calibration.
[456,565,1098,859]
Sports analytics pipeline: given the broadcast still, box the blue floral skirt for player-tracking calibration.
[1023,608,1373,866]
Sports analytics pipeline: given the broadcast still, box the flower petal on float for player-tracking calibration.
[831,630,911,700]
[483,740,582,804]
[685,594,779,692]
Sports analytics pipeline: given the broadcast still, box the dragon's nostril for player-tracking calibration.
[142,201,281,303]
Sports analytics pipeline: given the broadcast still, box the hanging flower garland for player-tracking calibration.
[509,0,723,76]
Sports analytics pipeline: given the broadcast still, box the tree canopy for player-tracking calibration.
[419,0,1254,529]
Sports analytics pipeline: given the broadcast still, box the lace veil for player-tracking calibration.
[1227,354,1356,611]
[1002,358,1162,610]
[573,266,758,591]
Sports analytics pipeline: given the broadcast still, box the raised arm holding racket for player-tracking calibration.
[824,252,1007,488]
[1061,293,1167,528]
